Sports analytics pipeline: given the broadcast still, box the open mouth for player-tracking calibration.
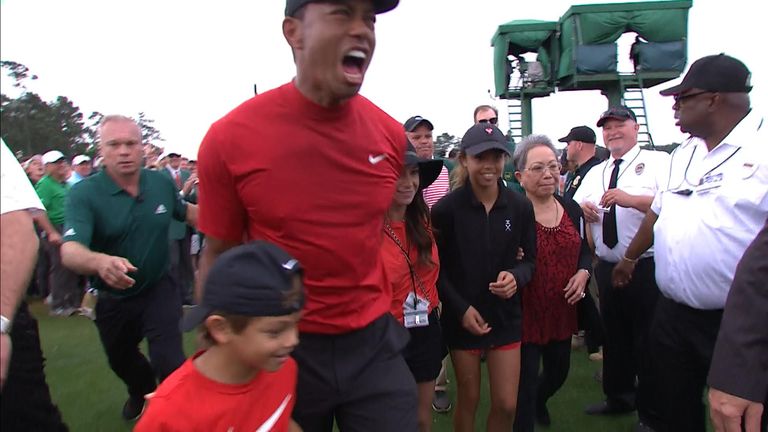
[342,49,366,84]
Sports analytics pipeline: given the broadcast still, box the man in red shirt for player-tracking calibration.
[196,1,415,431]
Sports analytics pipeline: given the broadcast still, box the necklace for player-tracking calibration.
[536,197,561,231]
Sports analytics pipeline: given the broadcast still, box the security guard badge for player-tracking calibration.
[403,291,429,328]
[635,163,645,175]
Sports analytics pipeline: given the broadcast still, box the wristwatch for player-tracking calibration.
[0,315,10,335]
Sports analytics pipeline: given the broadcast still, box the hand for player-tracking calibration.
[47,231,63,247]
[612,259,635,288]
[489,271,517,299]
[182,174,198,195]
[461,306,491,336]
[97,255,138,290]
[600,188,632,208]
[0,333,10,390]
[564,270,589,305]
[708,387,764,432]
[515,247,524,261]
[581,202,601,224]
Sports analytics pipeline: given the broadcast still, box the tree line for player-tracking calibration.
[1,60,163,160]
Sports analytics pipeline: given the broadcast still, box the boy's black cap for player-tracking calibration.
[403,115,434,132]
[660,54,752,96]
[180,241,304,332]
[404,137,443,191]
[596,106,637,127]
[558,126,596,144]
[286,0,399,17]
[460,123,510,156]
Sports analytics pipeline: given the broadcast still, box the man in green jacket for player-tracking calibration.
[35,150,82,316]
[160,151,195,304]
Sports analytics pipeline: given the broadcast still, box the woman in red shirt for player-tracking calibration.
[381,139,444,432]
[512,134,593,431]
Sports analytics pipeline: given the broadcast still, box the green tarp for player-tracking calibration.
[558,0,691,79]
[492,20,557,96]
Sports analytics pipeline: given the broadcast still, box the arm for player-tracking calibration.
[61,242,137,290]
[185,203,198,228]
[195,236,241,302]
[601,189,654,213]
[508,198,536,289]
[30,210,61,245]
[611,210,658,287]
[707,223,768,432]
[1,210,40,388]
[431,201,470,320]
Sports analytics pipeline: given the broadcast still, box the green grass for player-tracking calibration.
[33,300,643,431]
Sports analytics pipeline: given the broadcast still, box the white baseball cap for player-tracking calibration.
[72,155,91,165]
[42,150,66,164]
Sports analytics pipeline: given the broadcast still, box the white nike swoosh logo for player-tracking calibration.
[282,259,298,270]
[254,394,292,432]
[368,153,387,164]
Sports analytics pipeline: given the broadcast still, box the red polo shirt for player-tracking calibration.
[197,82,405,334]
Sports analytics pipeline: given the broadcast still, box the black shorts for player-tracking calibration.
[402,310,445,383]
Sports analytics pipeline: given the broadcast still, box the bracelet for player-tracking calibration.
[622,255,639,264]
[579,268,591,278]
[0,315,11,335]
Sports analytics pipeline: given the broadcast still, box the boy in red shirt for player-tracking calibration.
[135,241,304,432]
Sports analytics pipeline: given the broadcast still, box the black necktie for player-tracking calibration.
[602,159,623,248]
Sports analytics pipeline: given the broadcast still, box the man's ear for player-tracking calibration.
[282,17,303,51]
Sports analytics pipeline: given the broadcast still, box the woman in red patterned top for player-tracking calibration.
[512,135,593,432]
[381,139,444,432]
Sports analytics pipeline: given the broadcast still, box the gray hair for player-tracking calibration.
[96,115,140,144]
[513,134,557,170]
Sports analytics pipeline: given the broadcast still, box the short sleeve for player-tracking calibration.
[572,166,600,205]
[1,140,43,215]
[63,183,94,247]
[197,123,247,242]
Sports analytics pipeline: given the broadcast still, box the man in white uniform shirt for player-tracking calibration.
[613,54,767,432]
[573,106,669,422]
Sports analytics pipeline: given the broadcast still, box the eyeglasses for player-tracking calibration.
[525,162,561,176]
[478,117,498,125]
[673,91,711,104]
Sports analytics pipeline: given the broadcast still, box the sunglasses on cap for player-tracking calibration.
[478,117,498,125]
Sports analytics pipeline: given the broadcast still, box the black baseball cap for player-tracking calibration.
[285,0,399,17]
[596,106,637,127]
[180,241,305,332]
[460,123,510,156]
[403,115,434,132]
[659,54,752,96]
[558,126,596,144]
[403,138,443,191]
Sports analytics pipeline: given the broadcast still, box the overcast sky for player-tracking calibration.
[1,0,764,157]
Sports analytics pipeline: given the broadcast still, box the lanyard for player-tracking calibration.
[667,142,742,195]
[601,148,642,193]
[383,220,431,308]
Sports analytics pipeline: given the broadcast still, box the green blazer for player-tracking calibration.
[160,168,191,240]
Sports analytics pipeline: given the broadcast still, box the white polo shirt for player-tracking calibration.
[652,110,768,310]
[573,144,670,263]
[1,139,44,215]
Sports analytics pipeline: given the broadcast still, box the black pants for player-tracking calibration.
[0,302,68,431]
[169,233,194,304]
[644,296,724,432]
[514,338,571,432]
[292,314,417,432]
[94,274,185,400]
[44,226,83,311]
[595,257,659,411]
[578,281,605,353]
